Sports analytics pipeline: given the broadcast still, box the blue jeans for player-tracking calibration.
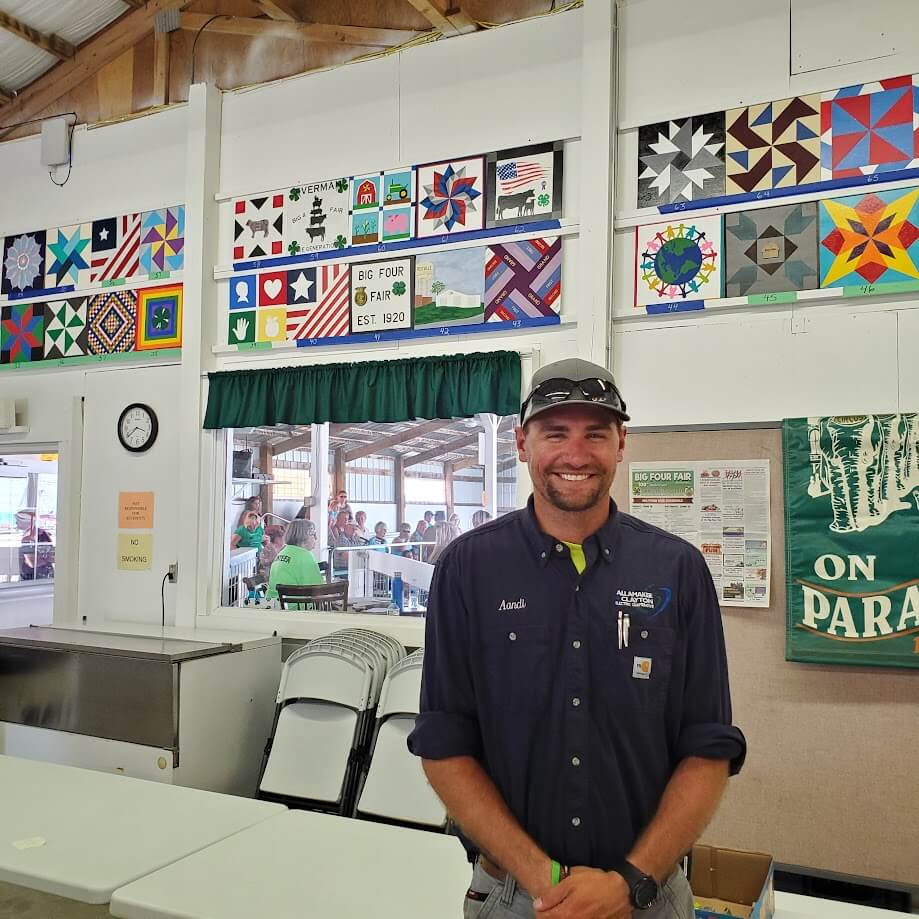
[462,860,694,919]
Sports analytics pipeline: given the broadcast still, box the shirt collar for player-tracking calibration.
[522,496,622,568]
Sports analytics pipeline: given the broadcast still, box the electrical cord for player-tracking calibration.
[191,15,230,84]
[161,571,170,629]
[49,117,76,187]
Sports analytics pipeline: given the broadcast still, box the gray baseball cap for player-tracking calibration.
[520,358,630,425]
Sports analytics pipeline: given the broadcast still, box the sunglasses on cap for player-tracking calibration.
[521,377,628,421]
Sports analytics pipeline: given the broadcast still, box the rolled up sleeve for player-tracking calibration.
[675,549,747,775]
[407,548,482,760]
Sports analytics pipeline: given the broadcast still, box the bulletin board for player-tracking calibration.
[612,427,919,887]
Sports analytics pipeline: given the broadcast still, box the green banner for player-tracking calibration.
[784,415,919,669]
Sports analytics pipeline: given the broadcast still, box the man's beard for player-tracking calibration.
[543,474,611,512]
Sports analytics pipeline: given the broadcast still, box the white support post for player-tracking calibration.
[478,413,499,518]
[312,423,331,565]
[176,82,222,627]
[577,0,616,368]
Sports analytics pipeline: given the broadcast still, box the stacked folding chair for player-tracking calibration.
[355,649,448,830]
[257,628,406,814]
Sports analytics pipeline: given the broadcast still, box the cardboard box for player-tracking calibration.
[690,844,775,919]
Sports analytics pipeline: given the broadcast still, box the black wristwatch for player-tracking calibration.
[613,859,659,910]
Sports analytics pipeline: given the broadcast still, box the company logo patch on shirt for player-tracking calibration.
[498,597,527,611]
[632,656,653,679]
[615,587,672,615]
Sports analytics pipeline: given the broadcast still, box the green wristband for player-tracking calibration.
[551,860,561,886]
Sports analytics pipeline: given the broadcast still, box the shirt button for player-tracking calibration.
[575,585,580,592]
[572,640,581,649]
[571,817,581,827]
[571,756,580,766]
[509,632,517,641]
[572,697,580,707]
[603,548,610,556]
[540,551,547,559]
[641,630,648,639]
[555,543,564,553]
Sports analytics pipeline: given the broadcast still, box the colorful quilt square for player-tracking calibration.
[484,238,561,322]
[1,303,45,364]
[45,297,88,359]
[486,142,564,227]
[725,96,821,194]
[638,113,725,207]
[821,75,919,179]
[230,275,257,310]
[415,248,486,328]
[819,186,919,287]
[724,203,819,296]
[352,174,381,211]
[286,268,316,305]
[233,194,284,261]
[45,223,92,289]
[140,206,185,274]
[286,264,350,341]
[284,178,350,256]
[349,169,415,246]
[635,217,722,306]
[257,308,287,343]
[90,214,141,284]
[382,206,413,243]
[258,271,287,307]
[228,310,256,346]
[2,230,46,295]
[416,157,485,239]
[137,284,183,351]
[86,290,137,354]
[350,210,380,246]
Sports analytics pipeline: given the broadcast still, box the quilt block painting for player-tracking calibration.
[284,178,350,255]
[350,169,415,245]
[1,303,44,364]
[86,290,137,354]
[90,214,141,284]
[256,308,287,344]
[414,248,486,328]
[635,216,721,306]
[233,194,284,261]
[45,224,92,289]
[637,113,725,207]
[486,142,563,228]
[140,206,185,274]
[819,186,919,288]
[45,297,88,359]
[416,157,485,239]
[228,310,256,346]
[136,284,183,351]
[821,76,919,179]
[484,237,561,322]
[2,230,46,296]
[725,96,821,194]
[286,264,350,341]
[723,202,820,296]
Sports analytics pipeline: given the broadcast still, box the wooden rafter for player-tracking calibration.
[451,456,479,472]
[343,420,450,462]
[0,0,193,137]
[444,4,479,34]
[0,10,75,61]
[152,29,170,106]
[402,0,455,33]
[254,0,302,21]
[179,13,420,47]
[121,0,146,8]
[404,432,479,467]
[271,431,311,455]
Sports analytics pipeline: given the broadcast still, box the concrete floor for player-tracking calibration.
[0,881,108,917]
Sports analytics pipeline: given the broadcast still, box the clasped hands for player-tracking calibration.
[533,866,634,919]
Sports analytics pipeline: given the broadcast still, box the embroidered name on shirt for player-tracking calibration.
[616,589,656,610]
[498,598,527,611]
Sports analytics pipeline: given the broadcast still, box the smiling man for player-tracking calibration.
[408,358,746,919]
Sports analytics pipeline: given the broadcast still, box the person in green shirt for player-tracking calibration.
[231,510,266,551]
[266,519,323,602]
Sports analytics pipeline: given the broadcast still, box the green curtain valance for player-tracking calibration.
[203,351,521,429]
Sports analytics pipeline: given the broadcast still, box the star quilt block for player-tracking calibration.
[484,238,561,322]
[287,268,316,306]
[725,96,821,194]
[821,75,919,178]
[2,230,46,296]
[90,214,141,284]
[416,157,485,239]
[638,113,725,207]
[233,194,284,261]
[45,224,92,289]
[86,290,137,354]
[819,186,919,287]
[1,303,45,364]
[136,284,183,351]
[723,203,820,296]
[635,216,722,306]
[140,206,185,274]
[44,297,88,359]
[286,264,350,341]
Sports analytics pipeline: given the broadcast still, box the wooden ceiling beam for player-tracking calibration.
[0,11,75,61]
[254,0,302,21]
[179,12,420,47]
[451,456,479,472]
[402,0,456,34]
[271,431,312,455]
[0,0,193,138]
[121,0,146,8]
[405,432,479,467]
[444,5,479,34]
[344,419,451,462]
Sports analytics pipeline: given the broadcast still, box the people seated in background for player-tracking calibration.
[434,509,446,525]
[257,525,287,577]
[266,520,322,602]
[231,510,267,552]
[327,490,352,523]
[367,521,388,548]
[429,520,462,564]
[332,517,363,575]
[16,509,54,581]
[471,509,492,528]
[237,495,262,528]
[449,512,462,533]
[328,509,350,545]
[410,518,428,545]
[423,510,434,528]
[353,510,370,542]
[390,522,414,558]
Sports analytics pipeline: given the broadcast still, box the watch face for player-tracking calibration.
[119,404,157,452]
[634,877,659,910]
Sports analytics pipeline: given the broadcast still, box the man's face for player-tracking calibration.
[335,511,349,528]
[424,512,433,523]
[399,525,411,538]
[375,523,387,538]
[516,404,626,513]
[245,513,259,531]
[344,523,357,538]
[416,520,427,533]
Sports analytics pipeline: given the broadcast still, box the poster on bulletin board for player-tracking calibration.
[349,257,413,334]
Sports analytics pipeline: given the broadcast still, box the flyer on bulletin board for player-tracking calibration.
[628,460,771,608]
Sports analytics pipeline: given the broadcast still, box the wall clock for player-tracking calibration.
[118,403,159,453]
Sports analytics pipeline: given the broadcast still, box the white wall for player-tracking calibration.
[612,0,919,425]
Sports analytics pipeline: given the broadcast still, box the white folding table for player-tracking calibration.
[110,809,470,918]
[0,754,285,909]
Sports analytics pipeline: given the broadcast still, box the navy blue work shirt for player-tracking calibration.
[407,498,746,871]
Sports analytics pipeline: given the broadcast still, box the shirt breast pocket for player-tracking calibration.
[604,623,676,710]
[481,623,552,712]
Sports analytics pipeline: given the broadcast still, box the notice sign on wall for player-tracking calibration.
[350,257,413,334]
[117,533,153,570]
[119,491,155,528]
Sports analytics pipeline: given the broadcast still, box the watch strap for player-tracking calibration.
[613,859,659,908]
